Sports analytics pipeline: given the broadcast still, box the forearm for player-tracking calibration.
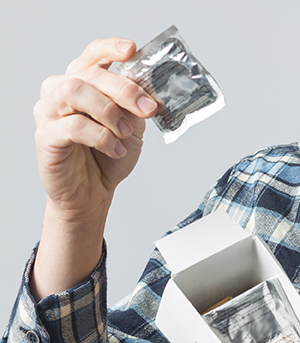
[29,38,156,303]
[30,195,112,302]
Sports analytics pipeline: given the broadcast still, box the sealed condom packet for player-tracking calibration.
[117,25,225,144]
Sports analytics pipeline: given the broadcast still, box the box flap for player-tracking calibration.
[155,211,250,275]
[156,279,221,342]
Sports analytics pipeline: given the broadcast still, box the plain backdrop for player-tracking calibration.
[1,0,300,334]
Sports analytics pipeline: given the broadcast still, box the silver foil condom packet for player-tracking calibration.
[117,25,225,144]
[202,277,300,343]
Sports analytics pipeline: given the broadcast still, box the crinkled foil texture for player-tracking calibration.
[203,278,300,343]
[118,26,224,143]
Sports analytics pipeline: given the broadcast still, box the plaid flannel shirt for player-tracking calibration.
[2,142,300,342]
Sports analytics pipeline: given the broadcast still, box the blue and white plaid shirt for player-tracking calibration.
[2,143,300,342]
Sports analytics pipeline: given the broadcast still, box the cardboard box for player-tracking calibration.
[155,211,300,343]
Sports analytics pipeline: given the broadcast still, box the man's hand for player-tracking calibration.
[30,38,157,301]
[35,37,157,217]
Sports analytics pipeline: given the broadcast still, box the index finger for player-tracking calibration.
[66,37,137,74]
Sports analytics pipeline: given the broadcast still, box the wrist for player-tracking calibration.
[45,189,114,228]
[30,195,113,302]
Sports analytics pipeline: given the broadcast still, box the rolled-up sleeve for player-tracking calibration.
[1,241,107,343]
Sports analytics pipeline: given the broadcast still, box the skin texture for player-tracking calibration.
[30,38,157,302]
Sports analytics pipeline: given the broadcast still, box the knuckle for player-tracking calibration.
[65,58,78,73]
[40,75,58,97]
[101,99,119,118]
[83,38,103,59]
[97,126,114,147]
[59,78,85,98]
[118,79,140,100]
[84,67,105,84]
[65,115,86,134]
[33,99,43,119]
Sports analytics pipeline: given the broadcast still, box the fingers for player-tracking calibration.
[36,114,127,159]
[66,37,137,74]
[40,70,157,119]
[35,36,157,161]
[43,78,135,137]
[83,68,158,118]
[39,37,157,118]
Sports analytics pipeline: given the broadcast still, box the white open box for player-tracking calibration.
[155,211,300,343]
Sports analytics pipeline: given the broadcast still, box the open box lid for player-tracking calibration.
[155,211,251,276]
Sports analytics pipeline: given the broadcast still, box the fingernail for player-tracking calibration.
[118,118,133,136]
[114,140,127,157]
[117,40,132,53]
[137,96,157,115]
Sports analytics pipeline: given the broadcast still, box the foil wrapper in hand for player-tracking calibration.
[202,278,300,343]
[117,25,225,144]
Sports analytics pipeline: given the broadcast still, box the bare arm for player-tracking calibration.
[30,38,157,302]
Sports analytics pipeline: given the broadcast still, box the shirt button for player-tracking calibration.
[26,331,40,343]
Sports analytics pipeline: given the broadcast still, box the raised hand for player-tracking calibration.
[30,38,157,301]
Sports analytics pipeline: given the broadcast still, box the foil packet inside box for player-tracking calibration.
[202,277,300,343]
[117,25,225,144]
[154,211,300,343]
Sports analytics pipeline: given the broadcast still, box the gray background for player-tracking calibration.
[1,0,300,334]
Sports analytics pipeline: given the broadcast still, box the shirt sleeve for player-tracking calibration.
[3,143,300,343]
[1,241,108,343]
[107,143,300,341]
